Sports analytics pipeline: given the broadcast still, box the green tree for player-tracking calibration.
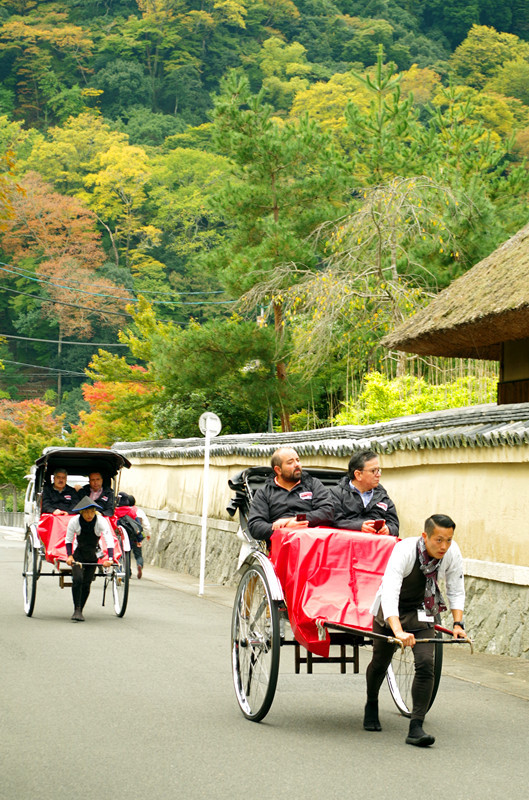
[81,300,285,436]
[333,370,497,425]
[449,24,529,89]
[206,71,346,430]
[0,11,94,126]
[485,58,529,105]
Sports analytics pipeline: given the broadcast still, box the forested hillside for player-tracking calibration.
[0,0,528,470]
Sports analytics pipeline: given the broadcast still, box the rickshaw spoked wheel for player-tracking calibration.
[231,562,280,722]
[23,536,38,617]
[112,546,130,617]
[385,629,444,717]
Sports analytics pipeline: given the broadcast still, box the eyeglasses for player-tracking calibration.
[363,467,382,475]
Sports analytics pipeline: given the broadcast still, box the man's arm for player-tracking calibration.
[330,486,366,531]
[379,538,414,620]
[444,544,467,638]
[98,488,115,517]
[247,487,274,541]
[305,478,334,528]
[41,485,56,514]
[383,497,400,537]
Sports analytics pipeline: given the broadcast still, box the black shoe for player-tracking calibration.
[71,607,84,622]
[363,701,382,732]
[406,721,435,747]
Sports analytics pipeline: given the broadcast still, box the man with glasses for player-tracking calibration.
[76,471,115,517]
[330,449,399,536]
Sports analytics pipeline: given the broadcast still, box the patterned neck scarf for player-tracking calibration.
[417,538,447,616]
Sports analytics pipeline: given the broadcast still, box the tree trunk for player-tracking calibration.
[273,301,292,432]
[57,326,62,401]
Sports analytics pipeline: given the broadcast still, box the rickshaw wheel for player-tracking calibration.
[232,563,280,722]
[112,548,130,617]
[385,630,444,717]
[23,536,38,617]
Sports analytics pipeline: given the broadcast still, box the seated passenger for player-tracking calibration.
[65,497,115,622]
[248,447,334,544]
[41,468,79,516]
[330,450,399,536]
[115,492,149,580]
[76,471,115,517]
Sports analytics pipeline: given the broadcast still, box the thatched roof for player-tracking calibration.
[383,223,529,359]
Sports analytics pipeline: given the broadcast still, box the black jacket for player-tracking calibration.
[41,483,79,514]
[330,477,399,536]
[77,485,115,517]
[248,472,334,542]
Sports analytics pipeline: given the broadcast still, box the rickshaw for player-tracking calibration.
[227,466,472,723]
[22,447,132,619]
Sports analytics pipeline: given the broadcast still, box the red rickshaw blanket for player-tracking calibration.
[270,528,397,657]
[37,513,123,565]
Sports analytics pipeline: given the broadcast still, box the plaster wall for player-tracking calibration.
[121,445,529,568]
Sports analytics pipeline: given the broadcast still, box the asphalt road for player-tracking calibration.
[1,528,528,800]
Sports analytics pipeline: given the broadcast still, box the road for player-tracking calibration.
[1,527,528,800]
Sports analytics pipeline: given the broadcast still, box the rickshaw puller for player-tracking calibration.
[364,514,467,747]
[65,498,115,622]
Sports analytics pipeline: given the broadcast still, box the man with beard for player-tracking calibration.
[247,447,334,544]
[41,468,78,515]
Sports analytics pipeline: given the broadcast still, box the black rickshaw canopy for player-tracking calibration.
[35,447,131,488]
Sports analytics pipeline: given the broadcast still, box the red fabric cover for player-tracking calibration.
[270,527,398,657]
[37,513,122,565]
[113,505,137,519]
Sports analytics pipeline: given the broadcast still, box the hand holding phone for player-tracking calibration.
[296,513,307,521]
[372,519,385,531]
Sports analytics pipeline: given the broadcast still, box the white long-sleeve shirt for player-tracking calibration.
[370,536,465,621]
[66,514,115,551]
[135,507,151,534]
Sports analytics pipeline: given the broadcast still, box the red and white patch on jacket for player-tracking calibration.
[299,492,313,500]
[376,502,388,511]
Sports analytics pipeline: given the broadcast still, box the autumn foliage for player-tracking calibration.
[73,374,156,447]
[0,399,64,489]
[2,172,130,339]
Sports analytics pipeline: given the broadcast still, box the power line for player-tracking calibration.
[0,333,127,347]
[0,359,87,376]
[0,260,224,296]
[0,358,155,383]
[0,284,132,317]
[0,262,232,305]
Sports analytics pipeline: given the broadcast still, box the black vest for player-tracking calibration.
[398,549,426,613]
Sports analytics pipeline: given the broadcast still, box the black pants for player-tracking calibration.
[366,611,435,722]
[71,547,97,610]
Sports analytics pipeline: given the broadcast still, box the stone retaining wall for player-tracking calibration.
[142,510,241,588]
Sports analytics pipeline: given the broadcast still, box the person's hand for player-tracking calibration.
[66,555,74,566]
[53,509,67,516]
[362,520,389,535]
[452,624,468,639]
[394,630,416,647]
[272,517,309,530]
[102,559,112,568]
